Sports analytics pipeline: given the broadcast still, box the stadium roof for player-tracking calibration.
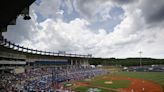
[0,0,36,33]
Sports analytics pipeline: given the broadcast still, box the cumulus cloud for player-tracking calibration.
[3,0,164,58]
[74,0,114,21]
[33,0,63,20]
[139,0,164,24]
[112,0,136,5]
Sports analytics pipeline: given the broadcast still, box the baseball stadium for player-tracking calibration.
[0,0,164,92]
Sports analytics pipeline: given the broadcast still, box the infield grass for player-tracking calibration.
[90,80,130,88]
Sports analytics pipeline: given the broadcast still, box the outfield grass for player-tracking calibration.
[90,80,130,88]
[73,72,164,92]
[113,72,164,91]
[75,86,117,92]
[74,74,130,92]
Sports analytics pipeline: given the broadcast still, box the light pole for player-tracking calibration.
[139,51,142,67]
[51,67,54,88]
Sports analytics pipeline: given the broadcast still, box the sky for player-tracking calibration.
[3,0,164,58]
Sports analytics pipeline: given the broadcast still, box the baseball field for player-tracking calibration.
[64,72,164,92]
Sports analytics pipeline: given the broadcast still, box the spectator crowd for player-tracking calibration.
[0,66,107,92]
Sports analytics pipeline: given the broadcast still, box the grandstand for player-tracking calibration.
[0,23,94,92]
[0,37,96,91]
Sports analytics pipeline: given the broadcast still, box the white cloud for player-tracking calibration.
[74,0,114,21]
[33,0,62,20]
[3,0,164,58]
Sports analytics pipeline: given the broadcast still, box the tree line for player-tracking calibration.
[89,58,164,66]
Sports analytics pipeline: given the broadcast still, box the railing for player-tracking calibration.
[0,37,92,58]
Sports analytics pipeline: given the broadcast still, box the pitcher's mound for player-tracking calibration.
[104,81,113,84]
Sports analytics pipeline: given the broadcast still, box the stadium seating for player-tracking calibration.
[0,66,107,92]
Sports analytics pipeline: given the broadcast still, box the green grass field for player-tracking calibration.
[73,72,164,92]
[74,74,130,92]
[113,72,164,91]
[90,80,130,88]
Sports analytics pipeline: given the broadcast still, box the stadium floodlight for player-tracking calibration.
[139,51,143,67]
[21,7,31,20]
[23,15,31,20]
